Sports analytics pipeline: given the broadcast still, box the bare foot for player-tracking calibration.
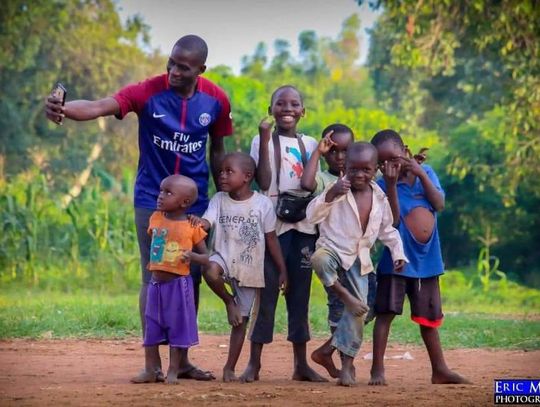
[226,301,242,327]
[342,295,369,317]
[239,363,260,383]
[368,367,387,386]
[311,346,340,378]
[130,370,159,384]
[292,365,328,382]
[223,368,238,382]
[337,365,356,387]
[165,370,180,385]
[432,368,471,384]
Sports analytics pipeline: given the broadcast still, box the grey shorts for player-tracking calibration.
[209,253,259,318]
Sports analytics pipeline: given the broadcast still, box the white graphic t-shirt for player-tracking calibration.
[203,191,276,287]
[250,134,319,236]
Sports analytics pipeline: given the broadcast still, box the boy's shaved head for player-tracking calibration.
[174,35,208,64]
[224,152,256,180]
[164,174,198,203]
[347,142,378,164]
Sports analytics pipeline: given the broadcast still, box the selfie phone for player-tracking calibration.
[51,82,67,124]
[52,82,67,105]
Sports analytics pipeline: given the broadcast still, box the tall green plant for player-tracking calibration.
[477,226,507,292]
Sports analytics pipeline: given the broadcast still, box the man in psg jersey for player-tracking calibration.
[45,35,233,381]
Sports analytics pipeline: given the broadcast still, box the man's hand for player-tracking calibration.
[45,93,65,125]
[325,171,350,202]
[317,130,337,154]
[279,271,289,295]
[258,116,274,144]
[393,260,406,272]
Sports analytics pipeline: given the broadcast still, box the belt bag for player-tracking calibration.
[272,132,314,223]
[276,192,313,223]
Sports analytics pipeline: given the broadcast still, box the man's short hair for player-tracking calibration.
[174,35,208,64]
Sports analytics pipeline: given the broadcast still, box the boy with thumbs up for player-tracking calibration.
[306,142,407,386]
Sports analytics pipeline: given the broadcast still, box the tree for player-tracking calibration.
[363,0,540,282]
[0,0,161,189]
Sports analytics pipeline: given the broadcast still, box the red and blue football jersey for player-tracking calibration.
[113,74,233,214]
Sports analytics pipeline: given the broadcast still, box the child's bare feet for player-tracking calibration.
[165,369,180,385]
[292,365,328,382]
[432,368,471,384]
[368,367,387,385]
[337,365,356,387]
[226,301,242,327]
[130,369,160,384]
[239,362,260,383]
[223,368,238,382]
[311,346,340,378]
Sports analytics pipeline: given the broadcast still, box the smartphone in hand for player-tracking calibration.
[51,82,67,124]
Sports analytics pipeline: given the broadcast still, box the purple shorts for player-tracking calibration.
[143,276,199,348]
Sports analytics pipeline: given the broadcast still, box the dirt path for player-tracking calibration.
[0,335,538,406]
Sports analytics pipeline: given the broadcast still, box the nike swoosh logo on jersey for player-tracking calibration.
[153,113,166,118]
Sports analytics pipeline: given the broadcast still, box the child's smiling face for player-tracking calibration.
[269,87,304,132]
[346,149,378,191]
[324,131,353,175]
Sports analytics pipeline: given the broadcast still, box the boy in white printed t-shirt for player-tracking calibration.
[193,152,288,383]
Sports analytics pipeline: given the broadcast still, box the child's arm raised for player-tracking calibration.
[380,160,401,226]
[300,130,336,192]
[305,175,349,224]
[324,173,350,203]
[255,117,274,191]
[265,231,288,294]
[402,158,445,211]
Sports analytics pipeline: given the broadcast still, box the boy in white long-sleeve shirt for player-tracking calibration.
[307,142,407,386]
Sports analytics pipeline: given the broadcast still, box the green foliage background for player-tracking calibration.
[1,0,539,330]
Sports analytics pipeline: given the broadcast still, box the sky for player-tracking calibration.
[115,0,380,73]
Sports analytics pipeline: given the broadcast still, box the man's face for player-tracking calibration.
[166,46,205,91]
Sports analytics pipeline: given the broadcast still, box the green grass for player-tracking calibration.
[1,275,539,349]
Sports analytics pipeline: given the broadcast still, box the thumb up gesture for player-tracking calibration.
[326,171,351,202]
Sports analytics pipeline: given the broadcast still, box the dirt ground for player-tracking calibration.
[0,335,538,406]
